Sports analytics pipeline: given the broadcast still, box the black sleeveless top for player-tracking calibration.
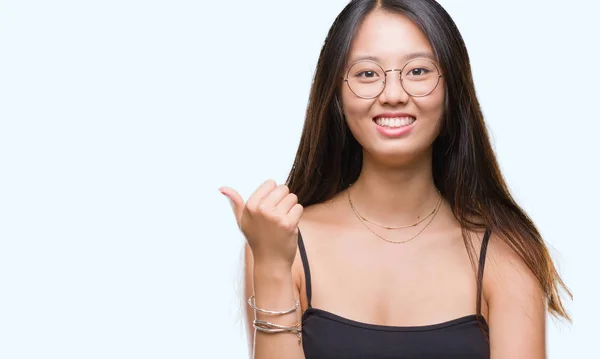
[297,228,491,359]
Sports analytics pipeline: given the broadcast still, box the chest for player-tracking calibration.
[304,233,478,326]
[301,311,490,359]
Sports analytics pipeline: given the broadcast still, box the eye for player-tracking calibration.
[408,68,430,76]
[357,71,379,78]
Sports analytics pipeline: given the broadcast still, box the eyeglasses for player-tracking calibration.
[343,58,443,99]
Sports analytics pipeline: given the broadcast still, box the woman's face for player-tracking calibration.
[340,10,446,165]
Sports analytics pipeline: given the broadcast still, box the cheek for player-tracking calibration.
[340,85,374,118]
[414,86,446,129]
[339,86,372,144]
[418,97,444,120]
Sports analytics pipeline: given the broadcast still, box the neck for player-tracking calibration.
[348,151,440,226]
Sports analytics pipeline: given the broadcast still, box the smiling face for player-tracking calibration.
[340,10,446,165]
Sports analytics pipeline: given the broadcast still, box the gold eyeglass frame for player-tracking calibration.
[342,58,444,99]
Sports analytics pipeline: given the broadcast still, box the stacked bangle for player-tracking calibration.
[247,295,299,315]
[247,295,302,344]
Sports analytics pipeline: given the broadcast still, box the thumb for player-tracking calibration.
[219,186,245,225]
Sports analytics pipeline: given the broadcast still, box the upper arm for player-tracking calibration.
[484,233,547,359]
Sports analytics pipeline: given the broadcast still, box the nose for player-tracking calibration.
[378,69,409,106]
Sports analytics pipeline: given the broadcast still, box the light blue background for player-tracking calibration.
[0,0,597,358]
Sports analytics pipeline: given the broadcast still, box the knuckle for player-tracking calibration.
[245,203,258,214]
[257,203,269,214]
[294,204,304,215]
[275,185,289,196]
[266,180,277,190]
[279,218,293,230]
[259,205,277,218]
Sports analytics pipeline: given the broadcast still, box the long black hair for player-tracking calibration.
[286,0,570,321]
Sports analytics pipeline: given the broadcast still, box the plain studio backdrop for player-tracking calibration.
[0,0,598,358]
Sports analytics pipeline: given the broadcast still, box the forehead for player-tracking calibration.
[347,10,436,66]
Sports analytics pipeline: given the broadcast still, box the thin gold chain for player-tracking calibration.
[347,188,442,244]
[347,184,439,230]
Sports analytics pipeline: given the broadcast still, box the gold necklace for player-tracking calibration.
[347,184,441,230]
[347,188,442,244]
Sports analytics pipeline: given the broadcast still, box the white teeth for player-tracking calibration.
[375,117,415,128]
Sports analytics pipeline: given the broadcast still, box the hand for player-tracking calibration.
[220,179,303,269]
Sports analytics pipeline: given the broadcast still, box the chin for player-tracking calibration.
[364,142,431,167]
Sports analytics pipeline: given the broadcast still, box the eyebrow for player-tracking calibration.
[349,51,437,64]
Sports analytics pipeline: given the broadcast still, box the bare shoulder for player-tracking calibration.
[483,231,546,358]
[298,192,346,239]
[483,232,544,300]
[291,192,347,309]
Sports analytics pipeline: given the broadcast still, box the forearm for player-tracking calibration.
[251,263,305,359]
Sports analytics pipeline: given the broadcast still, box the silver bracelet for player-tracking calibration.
[253,319,302,344]
[253,319,302,332]
[247,295,299,316]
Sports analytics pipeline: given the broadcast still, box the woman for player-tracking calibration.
[220,0,571,358]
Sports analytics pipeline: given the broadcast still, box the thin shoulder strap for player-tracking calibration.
[476,228,491,318]
[297,228,313,308]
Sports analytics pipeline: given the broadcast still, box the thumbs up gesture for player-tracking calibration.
[220,179,304,269]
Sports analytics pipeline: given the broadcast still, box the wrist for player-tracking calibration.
[252,263,296,306]
[253,261,293,280]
